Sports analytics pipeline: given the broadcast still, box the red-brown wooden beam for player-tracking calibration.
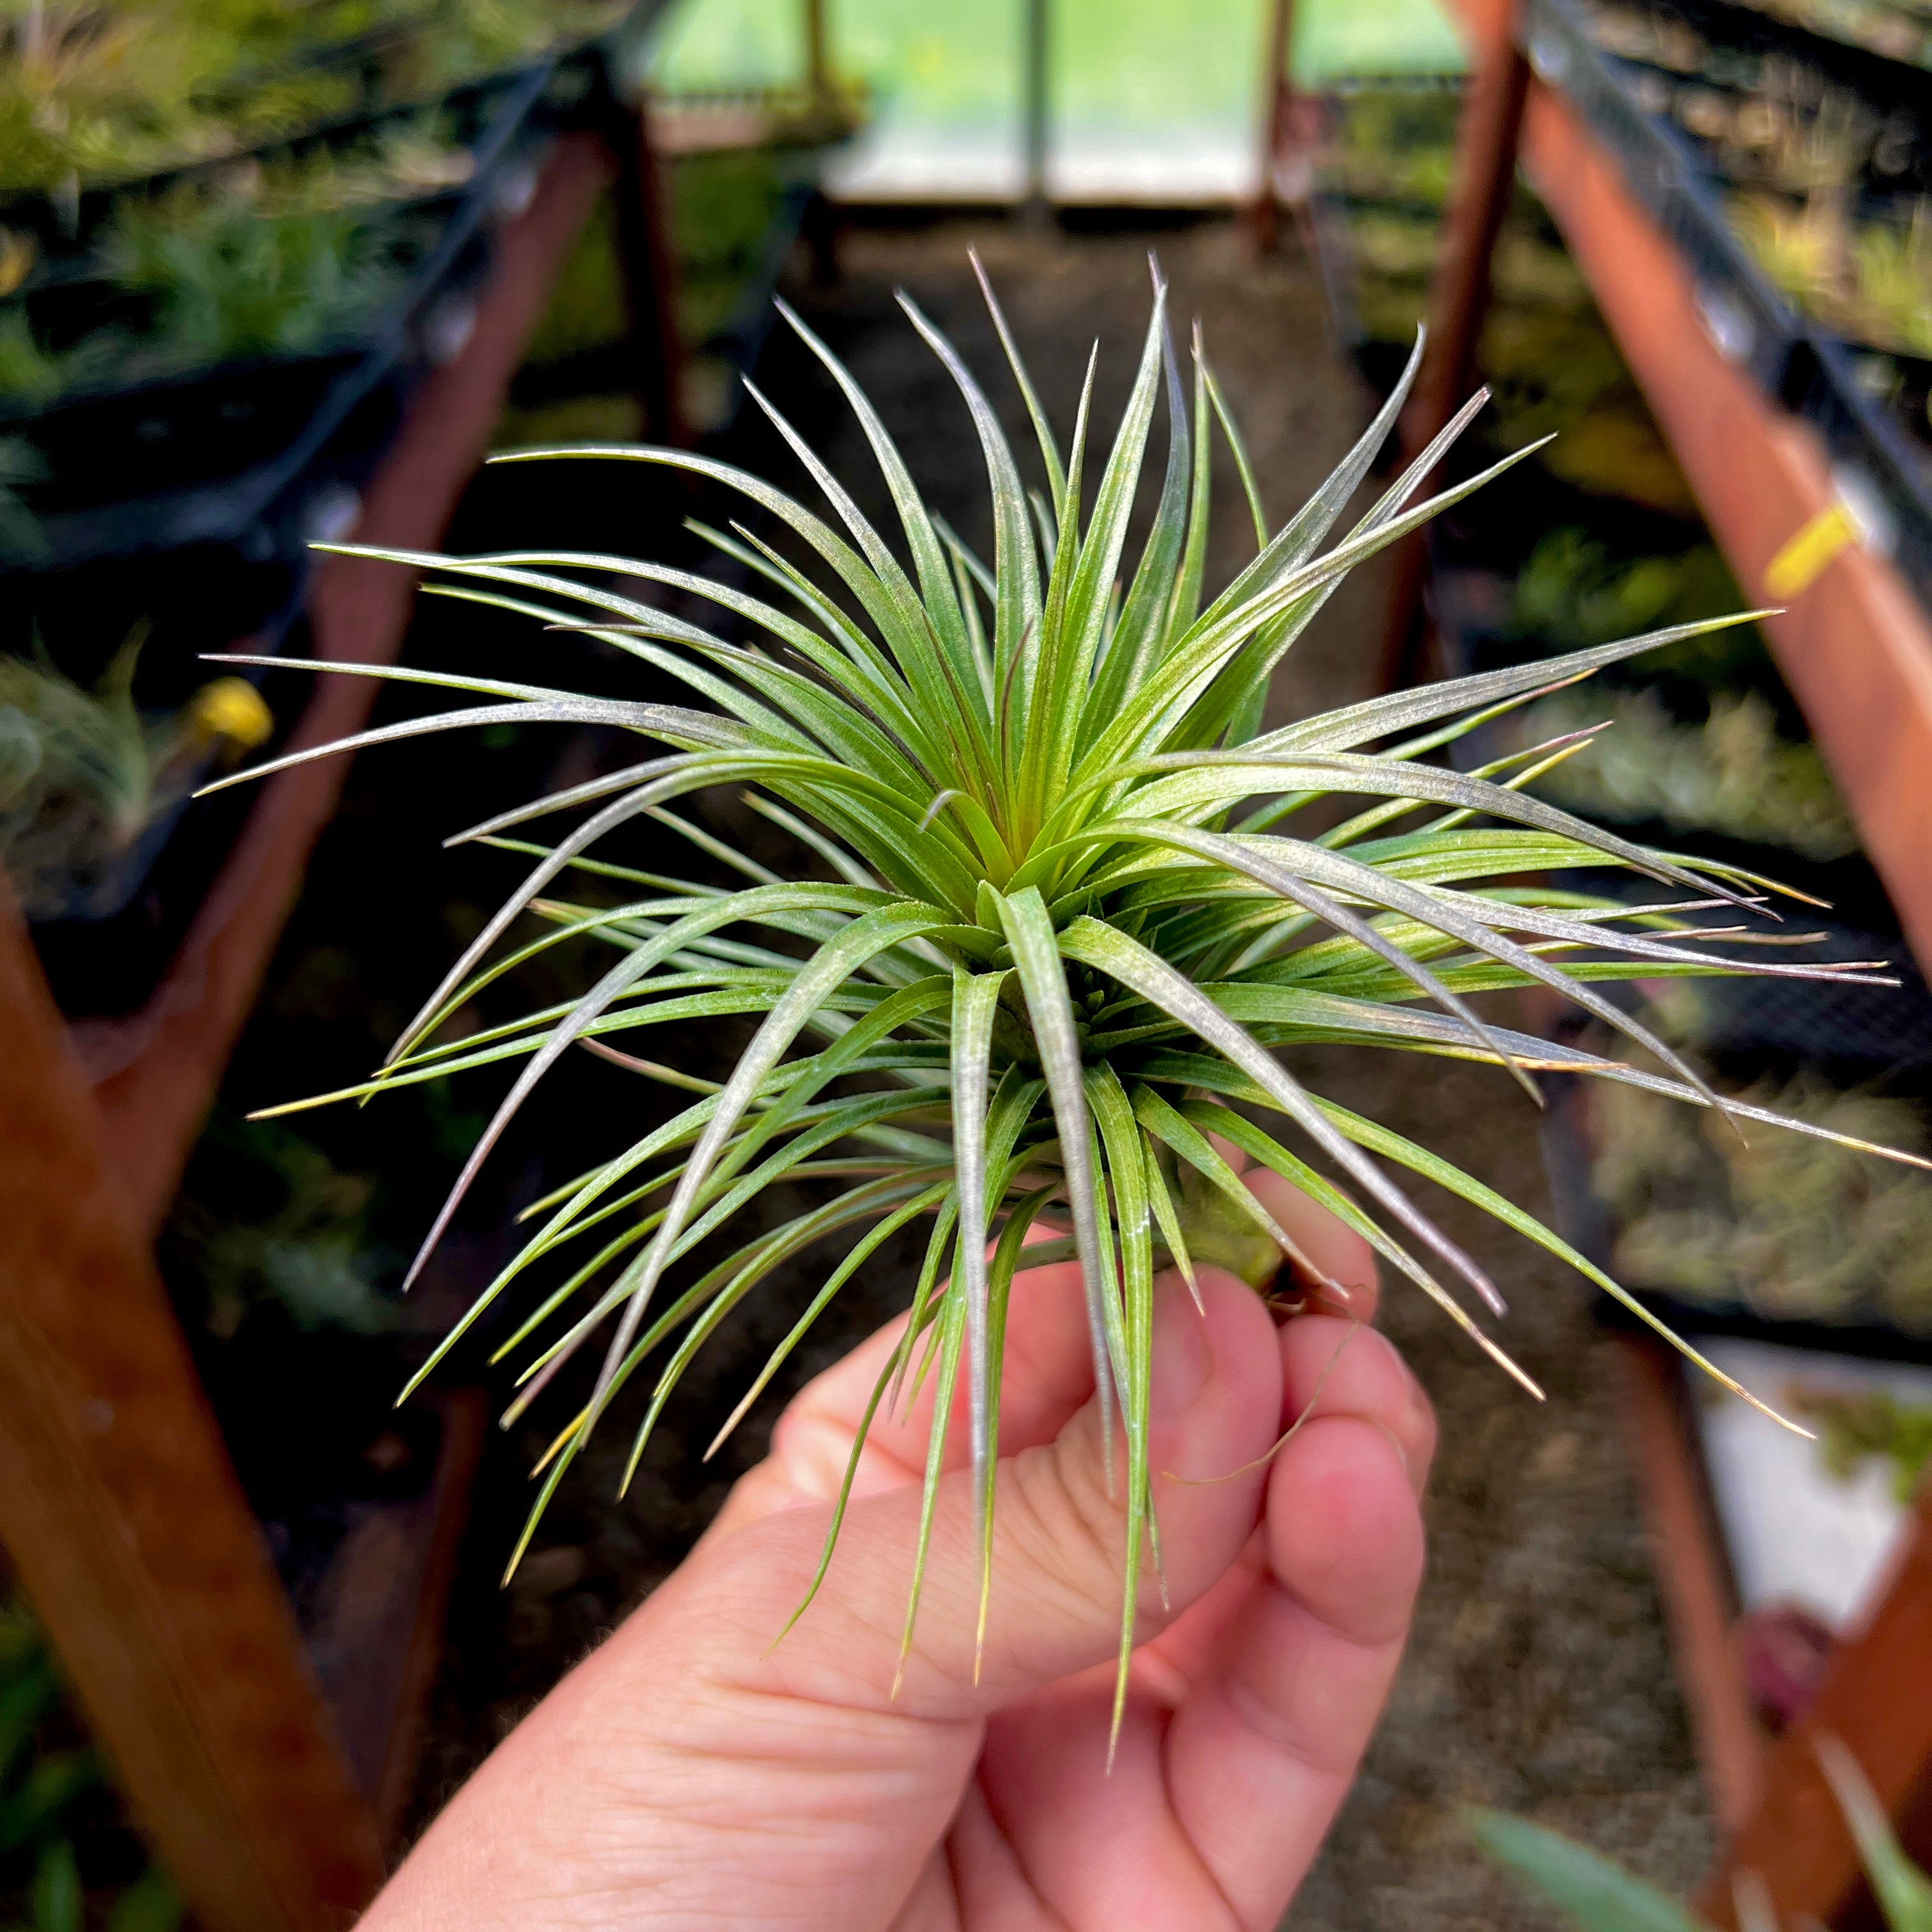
[617,103,689,446]
[1616,1339,1770,1836]
[1377,0,1528,691]
[1697,1483,1932,1929]
[1246,0,1296,254]
[0,131,618,1932]
[1429,0,1932,1903]
[1438,0,1932,977]
[1516,84,1932,981]
[84,132,615,1239]
[0,882,383,1931]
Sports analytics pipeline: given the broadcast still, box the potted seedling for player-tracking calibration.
[212,275,1926,1731]
[0,638,271,921]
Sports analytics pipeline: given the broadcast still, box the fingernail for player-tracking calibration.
[1150,1282,1213,1417]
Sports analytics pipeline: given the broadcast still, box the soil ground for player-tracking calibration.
[353,213,1716,1924]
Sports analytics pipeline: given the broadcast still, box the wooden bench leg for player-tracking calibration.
[0,893,383,1932]
[1377,0,1529,693]
[1696,1482,1932,1930]
[613,100,689,448]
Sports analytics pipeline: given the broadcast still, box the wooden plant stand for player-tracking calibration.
[1405,0,1932,1913]
[0,127,642,1932]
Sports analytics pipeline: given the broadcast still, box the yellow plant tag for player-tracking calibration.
[1764,502,1859,600]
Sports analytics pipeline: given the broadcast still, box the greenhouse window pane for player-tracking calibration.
[1050,0,1265,203]
[647,0,1464,204]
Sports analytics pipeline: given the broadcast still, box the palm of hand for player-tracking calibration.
[365,1171,1433,1932]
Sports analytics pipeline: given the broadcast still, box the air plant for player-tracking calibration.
[210,271,1924,1736]
[100,197,408,366]
[1500,687,1857,860]
[1591,1069,1932,1333]
[1,640,270,919]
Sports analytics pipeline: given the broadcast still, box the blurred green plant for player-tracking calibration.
[673,148,788,349]
[1511,530,1760,674]
[191,113,477,219]
[1320,82,1460,208]
[1790,1385,1932,1503]
[0,433,45,559]
[1734,192,1932,359]
[0,194,420,411]
[0,310,68,406]
[1592,1069,1932,1334]
[100,198,406,365]
[0,0,624,195]
[0,641,270,920]
[1471,1738,1932,1930]
[1503,687,1857,859]
[0,1591,181,1932]
[167,1110,396,1340]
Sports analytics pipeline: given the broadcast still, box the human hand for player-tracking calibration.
[363,1164,1435,1930]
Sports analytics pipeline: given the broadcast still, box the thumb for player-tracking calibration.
[697,1266,1287,1721]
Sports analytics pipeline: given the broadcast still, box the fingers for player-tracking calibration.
[712,1254,1102,1535]
[1244,1166,1380,1322]
[1161,1411,1426,1928]
[1137,1314,1433,1689]
[1281,1315,1436,1493]
[699,1266,1286,1724]
[719,1166,1384,1549]
[861,1253,1100,1473]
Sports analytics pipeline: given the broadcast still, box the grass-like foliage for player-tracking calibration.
[1471,1737,1932,1930]
[210,261,1920,1738]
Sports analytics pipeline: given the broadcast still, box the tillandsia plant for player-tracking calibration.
[208,261,1926,1737]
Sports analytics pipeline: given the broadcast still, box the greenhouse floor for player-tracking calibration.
[396,214,1714,1926]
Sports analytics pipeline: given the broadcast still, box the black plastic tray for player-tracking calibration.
[1540,1068,1932,1366]
[2,61,549,951]
[1591,0,1932,187]
[1522,0,1932,611]
[1427,545,1905,941]
[0,59,555,594]
[0,4,641,261]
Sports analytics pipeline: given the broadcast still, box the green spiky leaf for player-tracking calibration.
[218,275,1925,1749]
